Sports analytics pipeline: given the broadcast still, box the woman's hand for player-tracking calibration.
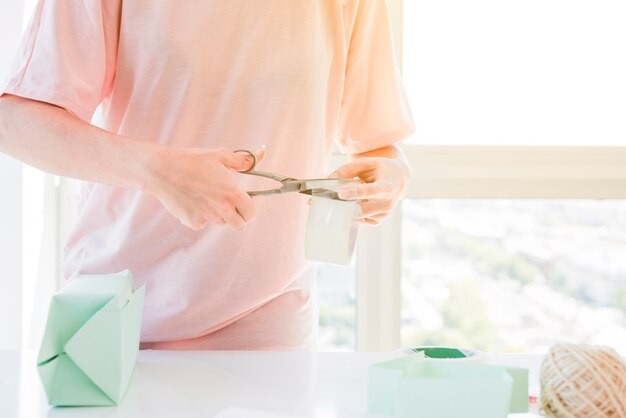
[330,156,410,226]
[0,95,261,232]
[145,146,265,231]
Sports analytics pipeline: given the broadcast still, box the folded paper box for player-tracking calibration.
[37,270,145,406]
[368,356,529,418]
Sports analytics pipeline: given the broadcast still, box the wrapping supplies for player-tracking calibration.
[37,270,145,406]
[368,355,529,418]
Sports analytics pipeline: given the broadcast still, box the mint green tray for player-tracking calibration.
[368,356,528,418]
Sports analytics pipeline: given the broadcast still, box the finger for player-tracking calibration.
[329,158,376,179]
[233,193,257,223]
[363,213,389,222]
[255,146,267,164]
[360,217,383,226]
[222,207,247,231]
[338,181,394,201]
[357,199,393,218]
[180,218,201,231]
[221,146,265,172]
[181,213,207,231]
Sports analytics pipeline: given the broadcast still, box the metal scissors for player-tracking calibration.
[234,149,360,201]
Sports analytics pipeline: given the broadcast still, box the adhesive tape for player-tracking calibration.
[396,346,483,362]
[305,196,360,265]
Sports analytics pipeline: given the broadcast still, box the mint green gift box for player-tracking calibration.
[368,356,528,418]
[37,270,145,406]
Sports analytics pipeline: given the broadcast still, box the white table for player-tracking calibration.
[0,350,544,418]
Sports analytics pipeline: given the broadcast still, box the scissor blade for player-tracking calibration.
[247,190,284,196]
[299,179,361,201]
[248,179,309,195]
[243,170,293,183]
[300,189,342,200]
[301,178,360,191]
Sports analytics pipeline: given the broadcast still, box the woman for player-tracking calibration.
[0,0,414,350]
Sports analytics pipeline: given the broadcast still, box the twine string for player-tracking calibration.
[540,344,626,418]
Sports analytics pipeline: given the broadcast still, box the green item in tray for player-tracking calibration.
[411,347,471,359]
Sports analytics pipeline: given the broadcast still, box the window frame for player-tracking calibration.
[354,0,405,351]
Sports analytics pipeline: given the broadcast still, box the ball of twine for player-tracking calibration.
[540,344,626,418]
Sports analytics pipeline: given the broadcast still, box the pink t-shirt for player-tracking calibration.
[1,0,414,349]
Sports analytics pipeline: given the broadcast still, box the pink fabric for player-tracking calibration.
[1,0,414,349]
[140,269,318,351]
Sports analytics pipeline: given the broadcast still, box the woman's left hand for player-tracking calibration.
[330,157,411,226]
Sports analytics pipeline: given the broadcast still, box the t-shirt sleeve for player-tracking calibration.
[0,0,120,123]
[337,0,416,154]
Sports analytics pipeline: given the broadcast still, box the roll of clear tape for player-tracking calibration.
[305,196,360,265]
[395,346,484,362]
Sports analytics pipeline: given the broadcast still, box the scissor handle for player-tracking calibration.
[233,149,259,172]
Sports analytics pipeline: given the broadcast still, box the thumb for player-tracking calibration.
[329,158,376,179]
[222,146,266,172]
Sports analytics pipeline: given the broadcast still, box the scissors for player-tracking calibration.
[234,149,360,201]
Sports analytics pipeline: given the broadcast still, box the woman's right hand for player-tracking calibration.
[0,95,261,231]
[144,146,265,231]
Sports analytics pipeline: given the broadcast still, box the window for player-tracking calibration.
[317,263,356,351]
[402,199,626,354]
[381,0,626,356]
[0,0,28,350]
[0,0,67,350]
